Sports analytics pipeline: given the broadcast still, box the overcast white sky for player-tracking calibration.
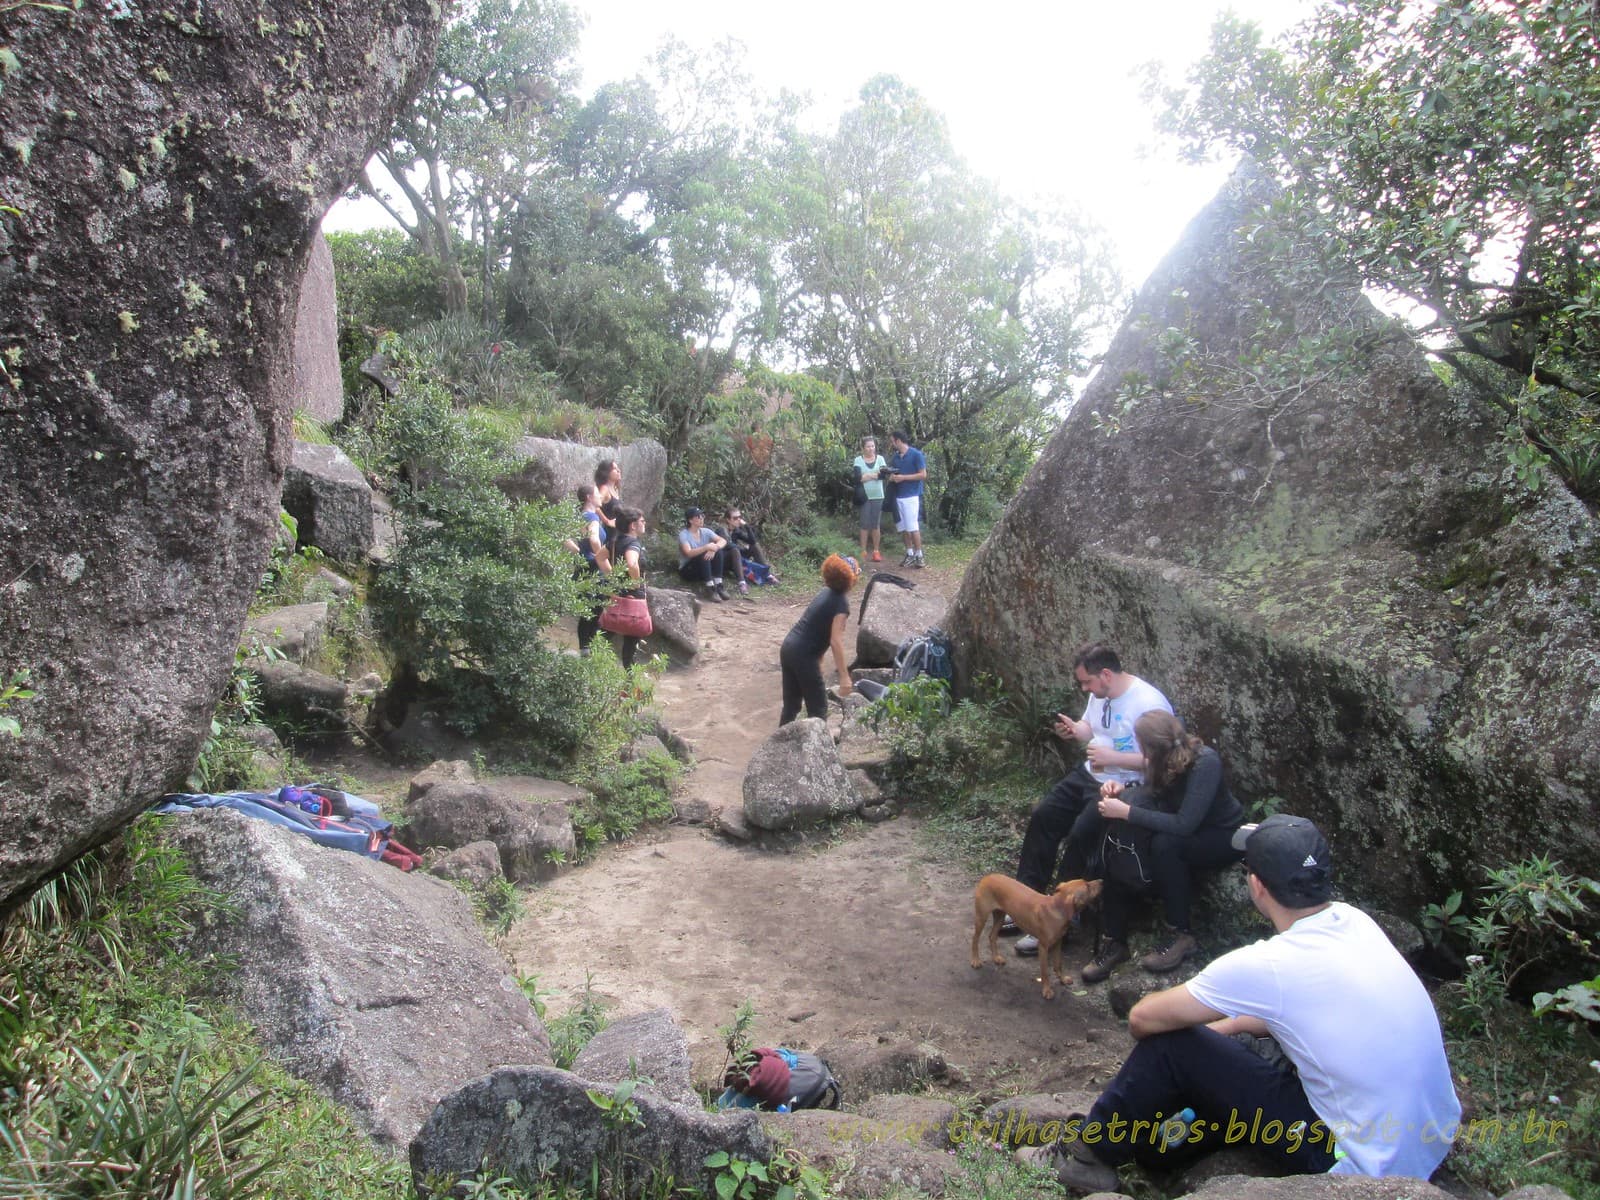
[326,0,1316,290]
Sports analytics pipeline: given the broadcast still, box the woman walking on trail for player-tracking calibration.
[608,506,648,669]
[1082,710,1244,983]
[571,482,610,654]
[778,554,858,725]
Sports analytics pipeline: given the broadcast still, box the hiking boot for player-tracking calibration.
[1140,931,1199,973]
[706,586,724,603]
[1080,939,1129,983]
[1015,1142,1118,1195]
[1014,933,1040,956]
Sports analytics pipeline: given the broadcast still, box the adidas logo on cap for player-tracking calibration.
[1302,854,1318,867]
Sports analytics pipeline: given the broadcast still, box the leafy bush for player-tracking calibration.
[571,750,682,854]
[364,358,643,754]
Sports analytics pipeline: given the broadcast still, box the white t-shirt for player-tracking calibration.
[1082,676,1173,785]
[1186,902,1460,1179]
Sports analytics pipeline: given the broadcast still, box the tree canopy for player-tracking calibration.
[1146,0,1600,498]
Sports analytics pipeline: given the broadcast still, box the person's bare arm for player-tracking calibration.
[1207,1015,1270,1037]
[1128,984,1228,1040]
[830,612,852,696]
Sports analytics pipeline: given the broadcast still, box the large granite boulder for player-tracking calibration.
[156,808,550,1148]
[288,231,343,424]
[743,719,861,830]
[281,441,376,562]
[943,166,1600,912]
[855,578,948,666]
[0,0,443,914]
[410,1064,770,1198]
[505,437,669,519]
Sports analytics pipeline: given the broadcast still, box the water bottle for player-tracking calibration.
[1159,1107,1196,1152]
[776,1103,791,1113]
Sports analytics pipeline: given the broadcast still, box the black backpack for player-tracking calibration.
[1100,821,1156,891]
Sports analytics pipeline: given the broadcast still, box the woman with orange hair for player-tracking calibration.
[778,554,859,725]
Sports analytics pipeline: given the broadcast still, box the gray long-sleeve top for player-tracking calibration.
[1122,746,1244,836]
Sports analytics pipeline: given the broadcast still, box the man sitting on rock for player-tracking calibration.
[1008,643,1173,955]
[1020,815,1460,1193]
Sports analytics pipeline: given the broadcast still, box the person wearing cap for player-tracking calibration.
[1021,814,1460,1193]
[1008,643,1173,956]
[777,553,858,725]
[677,506,731,602]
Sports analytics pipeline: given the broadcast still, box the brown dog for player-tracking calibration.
[971,875,1103,1000]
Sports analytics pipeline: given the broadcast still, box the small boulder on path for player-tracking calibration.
[410,1064,769,1198]
[646,588,700,660]
[243,602,330,665]
[406,778,579,884]
[856,582,947,666]
[743,719,861,831]
[156,808,550,1149]
[570,1007,699,1108]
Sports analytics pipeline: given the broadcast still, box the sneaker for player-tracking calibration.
[1015,1143,1117,1195]
[739,580,749,595]
[998,917,1022,937]
[912,554,925,569]
[1080,939,1129,984]
[1014,933,1039,956]
[1140,931,1199,973]
[900,552,913,566]
[871,550,882,562]
[706,586,723,604]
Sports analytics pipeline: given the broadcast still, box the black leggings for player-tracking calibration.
[1102,824,1241,940]
[779,641,828,725]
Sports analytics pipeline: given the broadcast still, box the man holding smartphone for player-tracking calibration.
[1009,642,1173,955]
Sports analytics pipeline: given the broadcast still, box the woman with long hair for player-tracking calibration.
[594,458,622,540]
[607,505,648,669]
[1083,711,1244,982]
[572,482,610,653]
[778,554,858,725]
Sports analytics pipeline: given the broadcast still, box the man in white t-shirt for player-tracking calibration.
[1009,643,1172,958]
[1021,815,1460,1193]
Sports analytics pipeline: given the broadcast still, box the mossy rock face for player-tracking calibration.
[945,164,1600,912]
[0,2,444,913]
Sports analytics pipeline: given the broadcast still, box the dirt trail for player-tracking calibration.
[502,566,1130,1097]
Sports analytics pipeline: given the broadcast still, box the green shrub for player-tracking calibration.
[571,750,683,853]
[546,975,610,1070]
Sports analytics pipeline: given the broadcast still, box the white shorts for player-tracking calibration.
[895,496,921,533]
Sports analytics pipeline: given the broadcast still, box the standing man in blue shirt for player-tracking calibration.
[888,430,928,569]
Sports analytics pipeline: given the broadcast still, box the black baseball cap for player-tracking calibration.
[1232,814,1332,906]
[685,506,704,520]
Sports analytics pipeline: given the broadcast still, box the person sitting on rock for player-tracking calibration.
[1018,816,1460,1194]
[721,505,779,587]
[677,506,731,603]
[1009,643,1173,956]
[1080,711,1244,982]
[716,1047,841,1111]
